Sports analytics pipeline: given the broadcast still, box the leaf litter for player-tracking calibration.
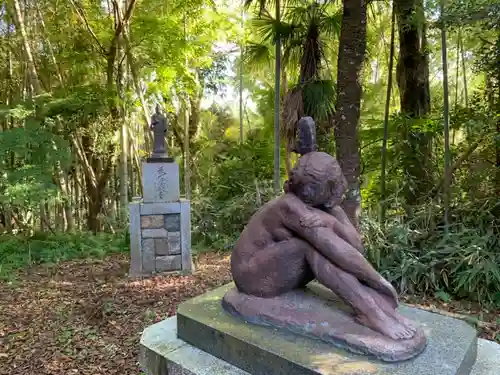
[0,252,232,375]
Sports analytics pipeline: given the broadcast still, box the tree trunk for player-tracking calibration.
[183,99,191,199]
[240,9,245,145]
[73,165,81,229]
[119,1,129,220]
[380,2,396,224]
[183,13,191,199]
[4,29,14,234]
[274,0,282,195]
[10,0,42,94]
[119,118,129,218]
[395,0,432,206]
[496,69,500,197]
[333,0,367,228]
[459,30,468,108]
[55,201,64,231]
[188,85,202,140]
[64,172,74,231]
[35,3,64,87]
[439,0,451,228]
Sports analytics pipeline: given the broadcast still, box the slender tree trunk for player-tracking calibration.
[35,3,64,87]
[39,203,46,232]
[454,31,460,109]
[239,7,244,144]
[440,0,451,228]
[459,30,468,108]
[128,122,136,198]
[4,29,14,234]
[333,0,367,228]
[122,30,151,127]
[120,120,129,217]
[183,13,191,199]
[496,68,500,197]
[119,0,130,220]
[10,0,42,94]
[380,2,396,224]
[64,172,74,231]
[274,0,282,195]
[73,166,80,229]
[55,199,64,231]
[395,0,432,206]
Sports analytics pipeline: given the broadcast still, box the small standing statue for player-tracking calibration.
[150,104,168,158]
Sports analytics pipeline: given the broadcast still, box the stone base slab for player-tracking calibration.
[140,316,249,375]
[140,316,498,375]
[174,282,478,375]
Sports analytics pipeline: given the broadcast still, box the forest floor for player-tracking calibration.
[1,252,499,375]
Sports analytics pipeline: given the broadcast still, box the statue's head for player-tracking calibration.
[286,151,347,208]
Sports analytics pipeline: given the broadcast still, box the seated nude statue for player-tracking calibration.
[230,151,416,340]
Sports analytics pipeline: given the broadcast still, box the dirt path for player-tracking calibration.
[1,252,498,375]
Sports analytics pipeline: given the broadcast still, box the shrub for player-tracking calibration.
[363,199,500,306]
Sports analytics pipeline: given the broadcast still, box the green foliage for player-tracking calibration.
[0,118,71,208]
[301,79,336,120]
[359,81,500,306]
[192,125,278,248]
[363,198,500,306]
[192,181,275,249]
[0,231,128,280]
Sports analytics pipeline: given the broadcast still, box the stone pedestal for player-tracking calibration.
[140,317,498,375]
[140,283,484,375]
[129,159,193,277]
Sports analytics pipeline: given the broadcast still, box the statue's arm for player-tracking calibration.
[322,205,364,254]
[279,195,372,277]
[280,194,364,255]
[279,194,321,235]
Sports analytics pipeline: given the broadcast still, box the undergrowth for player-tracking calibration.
[0,231,128,280]
[363,199,500,306]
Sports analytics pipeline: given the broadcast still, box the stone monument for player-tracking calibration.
[140,118,480,374]
[129,106,193,277]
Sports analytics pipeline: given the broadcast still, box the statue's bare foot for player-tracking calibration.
[385,307,417,333]
[364,286,417,333]
[356,309,415,340]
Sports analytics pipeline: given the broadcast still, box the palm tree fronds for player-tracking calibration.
[282,38,304,67]
[302,79,336,122]
[243,42,274,72]
[251,13,297,44]
[287,1,326,26]
[319,11,342,37]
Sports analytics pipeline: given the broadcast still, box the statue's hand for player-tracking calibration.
[300,211,327,228]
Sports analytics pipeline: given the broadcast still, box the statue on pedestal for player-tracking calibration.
[222,117,426,362]
[150,105,168,159]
